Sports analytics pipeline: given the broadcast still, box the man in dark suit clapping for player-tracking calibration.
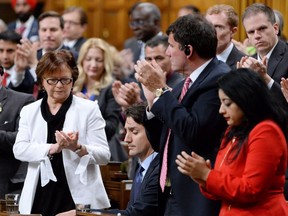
[135,14,231,216]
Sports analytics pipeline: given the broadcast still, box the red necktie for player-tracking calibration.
[2,71,10,87]
[160,77,192,192]
[17,25,26,35]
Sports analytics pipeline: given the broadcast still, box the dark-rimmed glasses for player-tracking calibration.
[45,78,73,85]
[129,19,151,28]
[63,20,81,26]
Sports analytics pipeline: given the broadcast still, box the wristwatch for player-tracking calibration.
[155,86,170,97]
[74,144,82,154]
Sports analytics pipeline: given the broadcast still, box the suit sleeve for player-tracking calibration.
[100,87,121,140]
[150,83,225,151]
[270,81,288,111]
[0,94,34,153]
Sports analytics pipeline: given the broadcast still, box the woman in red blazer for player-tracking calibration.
[176,68,288,215]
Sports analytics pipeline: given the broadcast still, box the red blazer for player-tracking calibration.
[202,120,288,215]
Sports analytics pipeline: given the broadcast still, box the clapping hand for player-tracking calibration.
[281,78,288,102]
[55,130,79,151]
[176,151,211,187]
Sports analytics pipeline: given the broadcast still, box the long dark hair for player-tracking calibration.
[217,68,288,161]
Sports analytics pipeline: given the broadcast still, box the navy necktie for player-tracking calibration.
[133,165,144,202]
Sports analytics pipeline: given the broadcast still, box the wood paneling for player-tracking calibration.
[2,0,287,49]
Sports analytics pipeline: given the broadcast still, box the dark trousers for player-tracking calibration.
[162,186,182,216]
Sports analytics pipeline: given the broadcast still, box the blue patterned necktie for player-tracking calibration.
[133,165,144,202]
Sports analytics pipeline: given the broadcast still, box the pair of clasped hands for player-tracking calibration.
[49,130,79,155]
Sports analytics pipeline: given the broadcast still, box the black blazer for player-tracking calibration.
[71,37,87,53]
[226,45,245,70]
[253,40,288,83]
[0,87,34,198]
[105,154,160,216]
[124,37,142,64]
[96,84,121,141]
[144,58,231,216]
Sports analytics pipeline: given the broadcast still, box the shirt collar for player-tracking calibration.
[257,39,278,62]
[139,152,158,177]
[189,58,213,84]
[64,39,77,48]
[216,42,234,63]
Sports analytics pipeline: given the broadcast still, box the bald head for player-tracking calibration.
[129,2,161,42]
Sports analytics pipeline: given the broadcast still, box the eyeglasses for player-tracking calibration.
[45,78,73,85]
[63,20,81,26]
[129,19,151,28]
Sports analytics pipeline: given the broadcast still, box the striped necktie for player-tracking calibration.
[160,77,192,192]
[2,71,10,87]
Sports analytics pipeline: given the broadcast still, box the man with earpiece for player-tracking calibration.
[134,14,231,216]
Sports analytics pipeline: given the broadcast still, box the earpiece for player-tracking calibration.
[184,45,190,56]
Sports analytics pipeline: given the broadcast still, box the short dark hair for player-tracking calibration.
[62,6,88,25]
[145,35,168,49]
[36,49,79,88]
[0,30,21,44]
[242,3,276,24]
[38,11,64,29]
[124,102,147,125]
[180,5,200,14]
[166,14,217,59]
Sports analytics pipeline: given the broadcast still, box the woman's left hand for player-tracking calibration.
[176,151,211,187]
[55,130,79,151]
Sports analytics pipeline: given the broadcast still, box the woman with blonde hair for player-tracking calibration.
[74,38,125,161]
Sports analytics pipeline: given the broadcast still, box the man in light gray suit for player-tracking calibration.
[0,64,34,198]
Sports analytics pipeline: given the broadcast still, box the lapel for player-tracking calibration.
[226,46,236,67]
[175,58,219,102]
[267,40,286,77]
[74,37,86,49]
[0,87,9,109]
[130,154,159,204]
[226,46,244,69]
[143,154,159,181]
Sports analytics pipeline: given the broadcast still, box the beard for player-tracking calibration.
[16,11,32,22]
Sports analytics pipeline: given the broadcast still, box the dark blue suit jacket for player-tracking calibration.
[226,45,245,70]
[71,37,87,53]
[104,154,160,216]
[144,58,231,216]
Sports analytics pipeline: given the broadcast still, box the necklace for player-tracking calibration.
[219,137,236,168]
